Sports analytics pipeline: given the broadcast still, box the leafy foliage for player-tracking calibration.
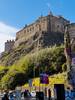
[0,45,66,89]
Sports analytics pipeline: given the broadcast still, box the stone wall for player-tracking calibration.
[50,15,70,33]
[14,14,69,48]
[5,40,15,52]
[68,23,75,39]
[16,16,48,41]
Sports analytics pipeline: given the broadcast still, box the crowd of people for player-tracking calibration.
[0,89,31,100]
[1,88,75,100]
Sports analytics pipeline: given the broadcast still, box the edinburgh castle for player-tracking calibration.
[5,12,75,52]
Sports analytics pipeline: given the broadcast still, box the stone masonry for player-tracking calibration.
[5,40,15,52]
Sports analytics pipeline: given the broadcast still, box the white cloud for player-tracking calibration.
[0,22,19,53]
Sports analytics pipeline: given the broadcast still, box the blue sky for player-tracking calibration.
[0,0,75,52]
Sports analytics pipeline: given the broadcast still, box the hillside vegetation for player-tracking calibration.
[0,45,67,89]
[0,31,64,67]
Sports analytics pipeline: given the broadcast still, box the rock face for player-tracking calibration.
[0,31,64,66]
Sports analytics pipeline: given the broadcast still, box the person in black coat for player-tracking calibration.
[2,93,9,100]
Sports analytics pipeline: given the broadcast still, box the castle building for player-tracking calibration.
[5,40,15,52]
[5,12,75,52]
[14,13,70,48]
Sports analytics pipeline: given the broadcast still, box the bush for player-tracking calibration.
[1,45,66,89]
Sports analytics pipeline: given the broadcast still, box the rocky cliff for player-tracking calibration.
[0,31,64,66]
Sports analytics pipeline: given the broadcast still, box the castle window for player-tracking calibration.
[30,28,31,31]
[36,24,37,27]
[39,25,41,31]
[27,29,29,32]
[57,25,60,28]
[24,30,26,33]
[32,26,34,31]
[43,18,45,21]
[57,25,60,31]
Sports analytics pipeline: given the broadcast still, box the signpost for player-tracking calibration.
[40,73,49,97]
[40,73,49,84]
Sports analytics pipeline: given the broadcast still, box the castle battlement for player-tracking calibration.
[5,40,15,52]
[5,40,15,43]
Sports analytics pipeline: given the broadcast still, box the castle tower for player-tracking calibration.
[5,40,15,52]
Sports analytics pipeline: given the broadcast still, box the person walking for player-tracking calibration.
[2,92,9,100]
